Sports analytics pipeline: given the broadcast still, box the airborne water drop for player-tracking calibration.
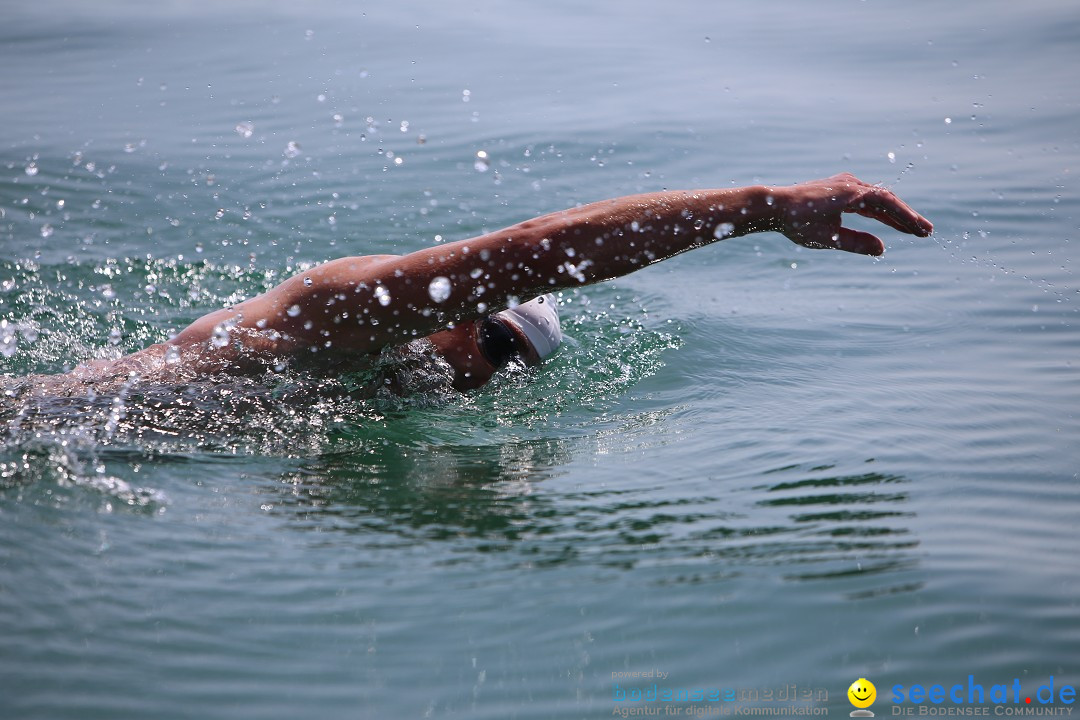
[428,276,452,303]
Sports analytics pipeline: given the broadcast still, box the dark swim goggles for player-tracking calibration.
[477,316,525,369]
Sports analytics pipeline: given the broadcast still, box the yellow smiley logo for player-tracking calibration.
[848,678,877,710]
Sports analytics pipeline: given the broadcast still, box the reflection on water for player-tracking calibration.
[756,469,920,596]
[257,439,921,597]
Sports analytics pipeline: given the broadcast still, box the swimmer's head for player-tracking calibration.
[425,294,562,390]
[487,294,562,366]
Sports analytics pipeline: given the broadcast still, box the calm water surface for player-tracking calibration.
[2,2,1078,718]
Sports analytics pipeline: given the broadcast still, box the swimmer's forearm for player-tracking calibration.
[493,185,780,287]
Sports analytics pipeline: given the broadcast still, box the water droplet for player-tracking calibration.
[25,163,38,176]
[101,284,116,300]
[165,346,181,364]
[462,89,471,102]
[714,222,736,239]
[469,267,483,279]
[284,141,302,159]
[210,324,230,349]
[286,304,302,317]
[428,276,452,303]
[474,150,490,172]
[630,220,640,232]
[332,113,344,127]
[40,223,54,239]
[944,117,952,124]
[887,151,896,163]
[123,142,138,153]
[235,121,254,138]
[108,328,122,346]
[765,195,775,206]
[375,286,391,306]
[303,277,313,287]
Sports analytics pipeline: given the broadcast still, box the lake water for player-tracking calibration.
[2,1,1078,718]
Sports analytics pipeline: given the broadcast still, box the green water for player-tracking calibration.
[2,2,1078,718]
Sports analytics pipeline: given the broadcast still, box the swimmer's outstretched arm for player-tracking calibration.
[151,173,931,372]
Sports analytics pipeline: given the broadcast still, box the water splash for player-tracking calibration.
[0,442,167,511]
[210,324,230,349]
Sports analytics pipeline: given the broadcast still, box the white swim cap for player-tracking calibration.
[496,294,562,360]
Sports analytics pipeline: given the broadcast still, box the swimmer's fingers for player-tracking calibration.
[797,224,885,256]
[845,186,934,237]
[833,227,885,256]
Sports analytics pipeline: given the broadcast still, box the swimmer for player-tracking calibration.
[22,173,932,394]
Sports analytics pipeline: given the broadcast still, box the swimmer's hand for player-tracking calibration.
[776,173,933,256]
